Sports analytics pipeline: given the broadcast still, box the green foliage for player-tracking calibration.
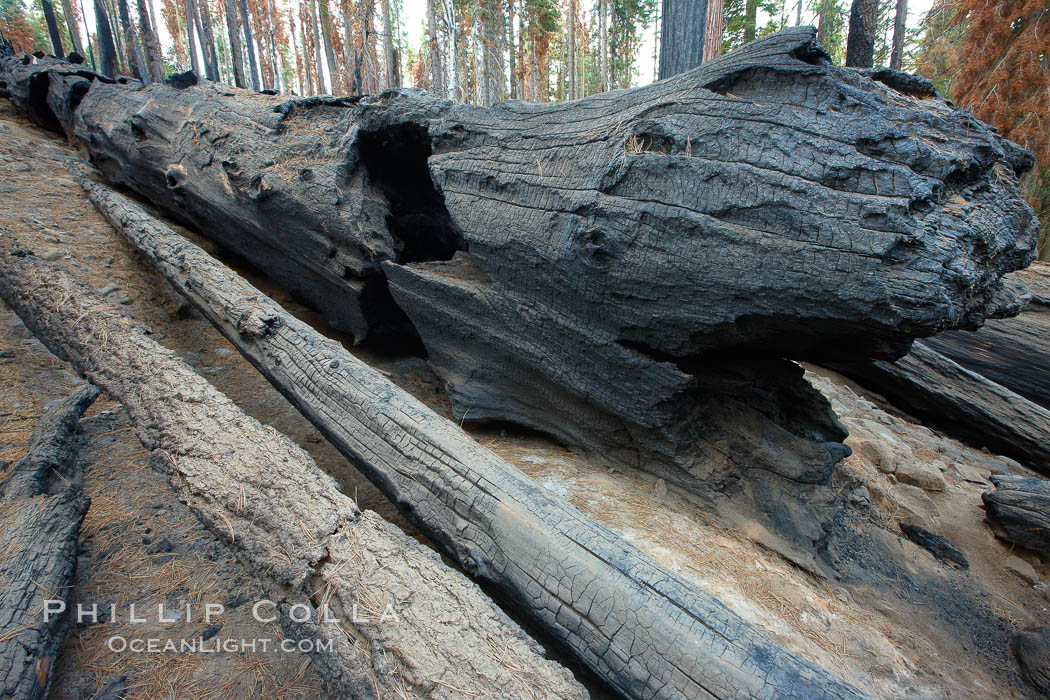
[810,0,847,63]
[609,0,656,87]
[722,0,780,53]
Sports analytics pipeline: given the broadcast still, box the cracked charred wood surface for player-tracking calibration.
[3,27,1039,575]
[0,385,98,700]
[69,161,867,699]
[0,229,586,700]
[824,341,1050,474]
[923,263,1050,411]
[983,476,1050,556]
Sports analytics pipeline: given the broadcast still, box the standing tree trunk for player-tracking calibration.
[380,0,394,88]
[40,0,65,56]
[184,0,201,74]
[506,0,516,99]
[59,0,85,55]
[308,0,327,92]
[137,0,165,80]
[222,0,247,86]
[704,0,723,60]
[744,0,758,41]
[845,0,877,67]
[598,0,608,89]
[94,0,118,75]
[238,0,260,89]
[567,0,576,99]
[658,0,707,78]
[195,0,221,80]
[115,0,148,82]
[317,0,340,91]
[79,0,96,68]
[427,0,443,95]
[889,0,906,70]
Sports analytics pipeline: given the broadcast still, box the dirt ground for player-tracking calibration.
[1,99,1048,699]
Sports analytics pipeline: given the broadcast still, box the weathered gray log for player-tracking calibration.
[824,341,1050,473]
[4,27,1039,571]
[68,161,868,699]
[0,52,108,134]
[0,385,99,700]
[924,263,1050,411]
[0,229,586,700]
[982,475,1050,556]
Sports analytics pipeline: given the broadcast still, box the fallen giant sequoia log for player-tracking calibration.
[0,229,587,699]
[0,385,98,699]
[824,341,1050,474]
[5,27,1040,569]
[68,161,868,699]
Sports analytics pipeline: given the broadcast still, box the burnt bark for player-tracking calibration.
[845,0,877,67]
[0,385,98,700]
[238,0,260,90]
[824,341,1050,474]
[923,263,1050,411]
[137,0,165,81]
[982,476,1050,556]
[222,0,247,87]
[69,162,869,700]
[658,0,707,78]
[0,226,586,700]
[93,0,118,77]
[40,0,65,56]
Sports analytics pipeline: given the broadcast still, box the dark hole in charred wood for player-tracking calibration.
[358,272,427,354]
[27,72,61,133]
[357,122,466,264]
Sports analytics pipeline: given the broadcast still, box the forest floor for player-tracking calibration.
[1,99,1048,699]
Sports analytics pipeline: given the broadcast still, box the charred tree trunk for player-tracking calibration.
[922,263,1050,411]
[824,341,1050,474]
[222,0,247,87]
[309,0,327,92]
[184,0,201,75]
[93,0,118,76]
[40,0,65,56]
[658,0,706,78]
[115,0,147,82]
[983,476,1050,556]
[0,385,98,700]
[137,0,165,80]
[317,0,340,92]
[69,162,869,700]
[888,0,907,70]
[195,0,221,81]
[845,0,877,67]
[238,0,259,90]
[59,0,85,56]
[0,225,586,700]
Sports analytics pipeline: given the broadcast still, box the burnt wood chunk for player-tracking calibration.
[982,475,1050,556]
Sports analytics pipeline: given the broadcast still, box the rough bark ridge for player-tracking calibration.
[982,475,1050,556]
[923,263,1050,410]
[0,228,586,700]
[69,162,868,700]
[5,27,1040,570]
[824,341,1050,474]
[0,385,99,700]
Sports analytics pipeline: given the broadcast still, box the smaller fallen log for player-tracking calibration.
[924,264,1050,411]
[982,475,1050,556]
[824,341,1050,474]
[0,228,585,699]
[69,161,868,699]
[1011,627,1050,694]
[0,385,99,700]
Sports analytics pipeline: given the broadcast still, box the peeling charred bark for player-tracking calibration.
[0,385,98,700]
[923,263,1050,411]
[69,162,868,700]
[983,476,1050,556]
[0,228,586,700]
[824,341,1050,474]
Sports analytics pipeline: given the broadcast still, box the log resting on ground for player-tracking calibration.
[923,263,1050,411]
[3,27,1039,567]
[823,341,1050,474]
[0,385,99,700]
[68,161,868,700]
[982,475,1050,556]
[0,229,586,700]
